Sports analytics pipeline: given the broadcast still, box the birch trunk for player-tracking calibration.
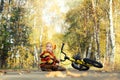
[109,0,115,70]
[87,36,93,58]
[91,0,100,61]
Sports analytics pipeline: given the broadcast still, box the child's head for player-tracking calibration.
[46,42,53,52]
[45,42,56,52]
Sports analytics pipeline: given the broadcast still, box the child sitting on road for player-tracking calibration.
[40,42,66,71]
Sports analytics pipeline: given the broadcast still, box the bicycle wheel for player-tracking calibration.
[83,58,103,68]
[71,62,89,71]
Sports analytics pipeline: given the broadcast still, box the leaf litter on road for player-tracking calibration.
[45,70,88,78]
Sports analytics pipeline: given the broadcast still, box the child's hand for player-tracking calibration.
[55,59,60,63]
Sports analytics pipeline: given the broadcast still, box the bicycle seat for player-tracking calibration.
[72,53,81,60]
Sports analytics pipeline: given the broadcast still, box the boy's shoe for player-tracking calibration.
[41,68,52,71]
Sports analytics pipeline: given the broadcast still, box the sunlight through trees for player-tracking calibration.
[0,0,120,71]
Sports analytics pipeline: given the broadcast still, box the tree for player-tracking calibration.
[109,0,115,70]
[105,0,115,71]
[64,0,99,59]
[0,0,32,68]
[0,0,4,13]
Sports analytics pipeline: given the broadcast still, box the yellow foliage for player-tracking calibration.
[6,46,34,69]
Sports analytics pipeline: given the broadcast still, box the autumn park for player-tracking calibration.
[0,0,120,80]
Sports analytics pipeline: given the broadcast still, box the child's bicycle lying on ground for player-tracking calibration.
[60,43,103,71]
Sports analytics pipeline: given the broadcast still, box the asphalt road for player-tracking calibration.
[0,70,120,80]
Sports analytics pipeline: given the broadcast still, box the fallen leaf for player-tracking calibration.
[46,71,66,78]
[66,70,81,77]
[81,72,88,77]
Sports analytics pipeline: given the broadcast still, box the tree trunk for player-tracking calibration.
[91,0,100,61]
[109,0,115,70]
[0,0,4,13]
[87,36,93,58]
[104,0,115,71]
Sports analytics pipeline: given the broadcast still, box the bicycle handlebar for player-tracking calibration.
[61,43,65,52]
[60,43,69,62]
[61,43,66,55]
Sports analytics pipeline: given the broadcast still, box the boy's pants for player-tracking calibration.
[40,65,66,71]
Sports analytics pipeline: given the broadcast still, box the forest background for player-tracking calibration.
[0,0,120,72]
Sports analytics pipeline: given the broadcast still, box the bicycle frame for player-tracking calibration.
[60,43,89,66]
[61,51,93,67]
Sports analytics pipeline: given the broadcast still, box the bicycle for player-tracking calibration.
[60,43,103,71]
